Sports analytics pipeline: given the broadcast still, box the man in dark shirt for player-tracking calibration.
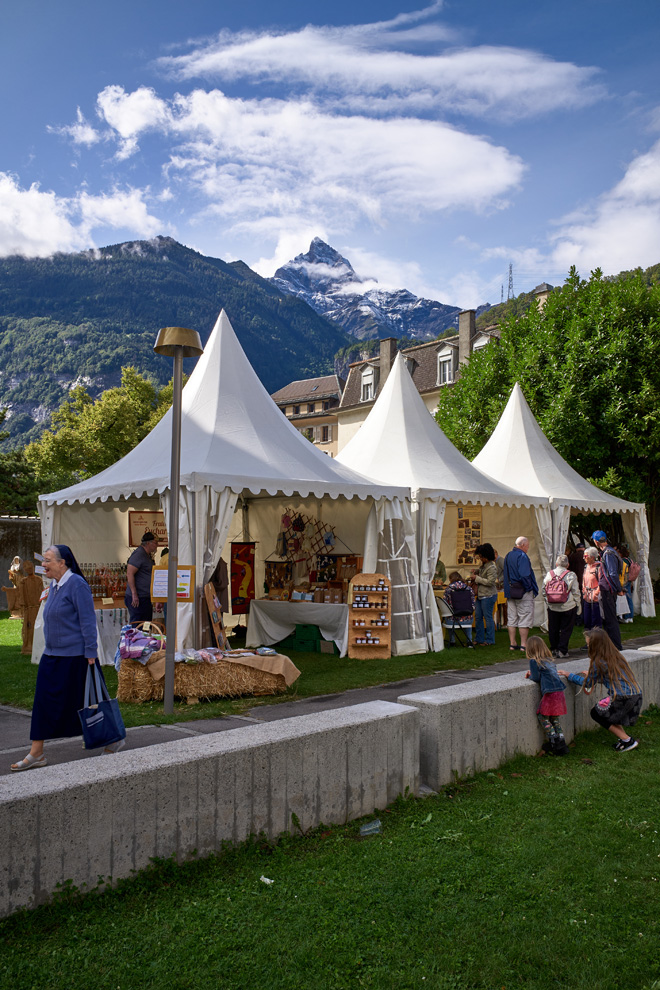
[125,531,158,623]
[591,530,623,649]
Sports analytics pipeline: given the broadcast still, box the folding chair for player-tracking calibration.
[437,594,474,648]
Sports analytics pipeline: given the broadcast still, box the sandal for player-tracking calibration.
[102,739,126,755]
[11,753,47,772]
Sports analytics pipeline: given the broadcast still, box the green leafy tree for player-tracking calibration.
[436,267,660,512]
[0,410,39,515]
[25,367,176,493]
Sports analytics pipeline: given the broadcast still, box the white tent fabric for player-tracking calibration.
[41,311,406,507]
[39,311,411,648]
[473,383,655,617]
[337,354,549,648]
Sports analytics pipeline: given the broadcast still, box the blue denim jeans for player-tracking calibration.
[623,580,633,620]
[475,594,497,644]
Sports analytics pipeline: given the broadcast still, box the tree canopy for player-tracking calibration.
[24,367,176,496]
[435,267,660,510]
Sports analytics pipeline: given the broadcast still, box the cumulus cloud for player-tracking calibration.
[157,14,604,122]
[0,172,163,258]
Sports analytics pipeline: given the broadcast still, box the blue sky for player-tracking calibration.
[2,0,659,307]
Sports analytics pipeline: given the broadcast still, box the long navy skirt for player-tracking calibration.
[30,654,95,741]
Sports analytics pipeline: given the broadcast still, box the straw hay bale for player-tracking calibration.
[117,654,286,704]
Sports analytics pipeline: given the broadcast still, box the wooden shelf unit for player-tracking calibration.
[347,572,391,660]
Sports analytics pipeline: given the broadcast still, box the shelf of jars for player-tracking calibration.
[347,572,391,660]
[80,563,128,606]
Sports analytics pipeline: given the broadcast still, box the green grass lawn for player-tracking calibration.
[1,709,660,989]
[2,611,659,727]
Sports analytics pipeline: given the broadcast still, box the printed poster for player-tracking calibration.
[456,505,483,566]
[230,542,256,614]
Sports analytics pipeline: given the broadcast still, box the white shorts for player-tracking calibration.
[507,591,534,628]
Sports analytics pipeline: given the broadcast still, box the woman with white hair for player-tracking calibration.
[542,553,582,659]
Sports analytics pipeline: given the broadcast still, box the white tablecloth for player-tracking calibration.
[246,601,349,656]
[31,604,129,666]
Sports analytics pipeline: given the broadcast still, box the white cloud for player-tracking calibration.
[548,139,660,274]
[0,172,163,258]
[96,85,170,159]
[158,20,604,122]
[48,107,102,147]
[93,87,524,235]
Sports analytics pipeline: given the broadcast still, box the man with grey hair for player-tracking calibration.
[503,536,538,651]
[542,553,581,658]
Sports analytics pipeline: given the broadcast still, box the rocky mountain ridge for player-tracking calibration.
[271,237,484,341]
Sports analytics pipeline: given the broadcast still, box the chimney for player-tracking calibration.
[458,310,475,367]
[379,337,397,386]
[533,282,553,311]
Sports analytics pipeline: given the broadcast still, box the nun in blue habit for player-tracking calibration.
[10,544,123,771]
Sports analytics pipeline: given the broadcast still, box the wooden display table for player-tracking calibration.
[347,573,391,659]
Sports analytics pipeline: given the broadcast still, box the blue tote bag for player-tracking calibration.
[78,664,126,750]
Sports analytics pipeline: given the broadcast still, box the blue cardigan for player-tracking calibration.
[503,548,539,597]
[566,669,639,698]
[43,573,98,658]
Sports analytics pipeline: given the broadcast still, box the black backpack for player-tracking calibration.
[447,586,474,617]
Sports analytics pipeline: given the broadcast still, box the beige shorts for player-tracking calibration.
[507,591,534,628]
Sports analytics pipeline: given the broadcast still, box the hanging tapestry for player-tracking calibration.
[230,542,256,614]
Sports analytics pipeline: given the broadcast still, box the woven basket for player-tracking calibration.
[116,654,286,704]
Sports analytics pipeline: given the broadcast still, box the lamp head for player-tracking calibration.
[154,326,203,358]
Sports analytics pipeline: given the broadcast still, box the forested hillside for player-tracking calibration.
[0,237,349,445]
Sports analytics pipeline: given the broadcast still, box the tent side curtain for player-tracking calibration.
[415,496,446,651]
[160,487,239,648]
[364,497,426,655]
[624,508,655,617]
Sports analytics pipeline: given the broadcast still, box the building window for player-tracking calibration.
[307,403,315,413]
[322,401,329,411]
[293,405,300,415]
[361,366,376,402]
[437,356,453,385]
[321,425,331,443]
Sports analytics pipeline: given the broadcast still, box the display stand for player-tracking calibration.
[347,572,391,660]
[204,582,229,649]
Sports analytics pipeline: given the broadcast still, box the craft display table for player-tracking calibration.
[246,600,349,656]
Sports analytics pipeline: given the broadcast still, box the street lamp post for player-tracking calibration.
[153,326,203,714]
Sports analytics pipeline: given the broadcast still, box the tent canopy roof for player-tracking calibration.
[472,382,643,514]
[40,311,409,507]
[336,353,544,507]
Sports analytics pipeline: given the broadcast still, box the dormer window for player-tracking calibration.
[437,347,454,385]
[361,366,376,402]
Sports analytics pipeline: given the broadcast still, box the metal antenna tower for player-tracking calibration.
[507,263,514,301]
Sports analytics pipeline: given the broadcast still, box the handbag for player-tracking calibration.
[78,664,127,750]
[615,594,629,617]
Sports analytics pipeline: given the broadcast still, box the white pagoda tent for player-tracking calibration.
[472,383,655,616]
[336,353,549,648]
[39,311,412,647]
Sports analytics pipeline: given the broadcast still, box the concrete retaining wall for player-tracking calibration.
[398,649,660,791]
[0,701,419,918]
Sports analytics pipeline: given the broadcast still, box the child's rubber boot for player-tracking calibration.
[551,734,569,756]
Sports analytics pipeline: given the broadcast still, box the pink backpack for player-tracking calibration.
[628,560,641,582]
[546,569,570,604]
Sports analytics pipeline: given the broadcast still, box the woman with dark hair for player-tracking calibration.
[471,543,498,646]
[10,544,122,771]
